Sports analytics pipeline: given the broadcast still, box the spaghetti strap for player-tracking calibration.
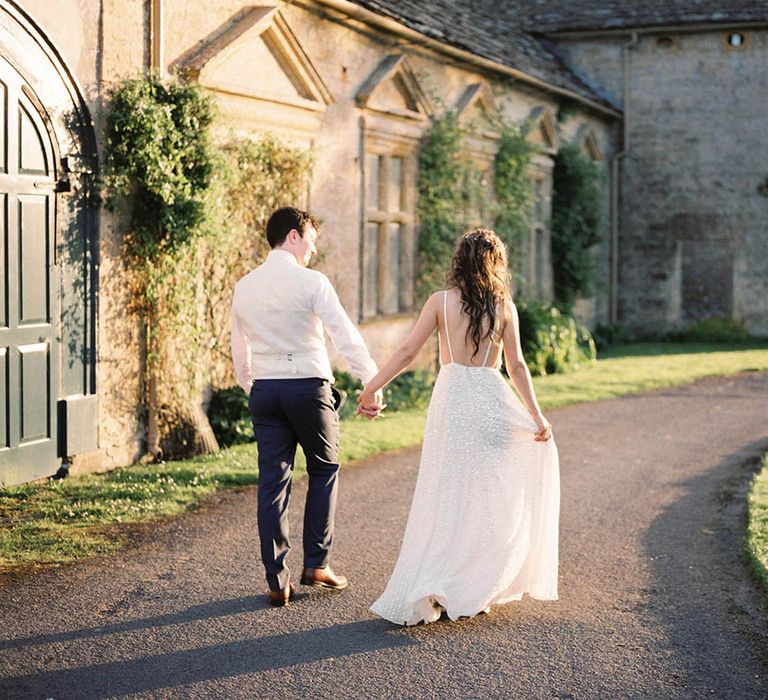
[443,291,454,363]
[481,331,494,366]
[481,313,497,367]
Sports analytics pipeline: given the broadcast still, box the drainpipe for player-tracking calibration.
[145,0,164,461]
[610,31,638,323]
[150,0,164,76]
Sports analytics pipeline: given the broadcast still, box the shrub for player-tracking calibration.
[550,144,604,310]
[516,300,597,376]
[675,317,750,343]
[208,371,436,447]
[207,388,254,447]
[383,370,435,412]
[592,322,633,351]
[331,371,362,419]
[334,370,435,419]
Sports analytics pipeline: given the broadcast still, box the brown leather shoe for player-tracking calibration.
[268,585,296,607]
[300,566,348,590]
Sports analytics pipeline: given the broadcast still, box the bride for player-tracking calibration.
[358,228,560,626]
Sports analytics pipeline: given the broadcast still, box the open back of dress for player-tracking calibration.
[439,289,503,369]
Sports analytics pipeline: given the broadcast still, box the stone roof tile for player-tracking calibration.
[346,1,765,112]
[490,0,768,33]
[347,0,619,110]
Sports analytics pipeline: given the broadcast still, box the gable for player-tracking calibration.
[356,54,434,121]
[456,82,499,126]
[456,81,499,119]
[576,123,603,162]
[179,6,332,113]
[526,106,560,154]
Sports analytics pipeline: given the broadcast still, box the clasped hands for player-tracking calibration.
[356,387,385,419]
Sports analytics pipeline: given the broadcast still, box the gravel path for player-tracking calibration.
[1,373,768,699]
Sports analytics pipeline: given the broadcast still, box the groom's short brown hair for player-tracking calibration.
[266,207,317,248]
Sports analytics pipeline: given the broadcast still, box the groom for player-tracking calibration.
[230,206,383,607]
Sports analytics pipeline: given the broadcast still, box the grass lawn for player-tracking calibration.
[535,342,768,408]
[0,409,427,572]
[1,341,767,573]
[747,455,768,597]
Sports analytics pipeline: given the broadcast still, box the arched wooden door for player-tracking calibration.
[0,54,59,484]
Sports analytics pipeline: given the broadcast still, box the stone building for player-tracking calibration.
[506,0,768,334]
[0,0,763,485]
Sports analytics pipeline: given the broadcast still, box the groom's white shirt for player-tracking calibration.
[231,249,377,393]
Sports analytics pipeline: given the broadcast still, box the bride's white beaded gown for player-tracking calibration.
[370,291,560,625]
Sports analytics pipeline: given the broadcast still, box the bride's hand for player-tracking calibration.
[533,414,553,442]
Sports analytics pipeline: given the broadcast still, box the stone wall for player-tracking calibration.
[556,29,768,335]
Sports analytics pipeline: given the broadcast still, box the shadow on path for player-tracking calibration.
[0,595,276,651]
[642,437,768,699]
[0,618,416,699]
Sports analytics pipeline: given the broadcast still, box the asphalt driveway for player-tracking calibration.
[1,373,767,699]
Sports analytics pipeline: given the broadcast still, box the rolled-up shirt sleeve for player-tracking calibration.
[230,302,252,394]
[313,274,378,384]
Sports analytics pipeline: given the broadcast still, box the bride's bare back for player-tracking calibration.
[438,287,503,368]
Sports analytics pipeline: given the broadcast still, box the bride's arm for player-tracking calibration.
[357,292,440,409]
[502,298,553,441]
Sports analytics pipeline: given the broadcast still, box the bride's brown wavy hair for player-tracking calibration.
[445,228,510,358]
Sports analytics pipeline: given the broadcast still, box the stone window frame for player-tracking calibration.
[528,164,553,299]
[360,131,419,320]
[522,107,559,300]
[460,152,496,232]
[356,54,433,321]
[576,123,603,163]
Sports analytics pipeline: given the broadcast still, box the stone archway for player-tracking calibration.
[0,1,98,485]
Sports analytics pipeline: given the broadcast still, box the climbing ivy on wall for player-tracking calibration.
[416,114,536,299]
[104,75,215,259]
[200,137,314,382]
[550,143,604,310]
[416,112,464,300]
[104,75,312,459]
[493,126,535,283]
[104,75,216,460]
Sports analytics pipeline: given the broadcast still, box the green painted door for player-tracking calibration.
[0,55,59,486]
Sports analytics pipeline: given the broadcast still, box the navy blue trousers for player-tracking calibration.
[249,378,340,591]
